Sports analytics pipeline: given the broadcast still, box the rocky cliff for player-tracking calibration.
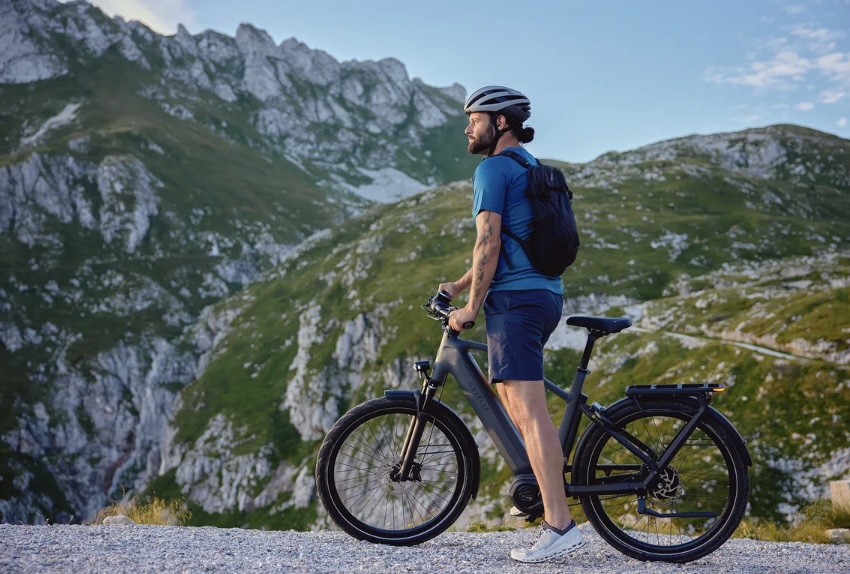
[0,0,476,523]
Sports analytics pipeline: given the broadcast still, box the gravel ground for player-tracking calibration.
[1,523,848,574]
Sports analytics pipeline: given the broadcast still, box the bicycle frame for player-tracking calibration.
[396,326,714,498]
[318,296,752,558]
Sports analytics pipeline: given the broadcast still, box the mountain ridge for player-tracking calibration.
[1,0,849,530]
[2,120,848,525]
[149,128,848,528]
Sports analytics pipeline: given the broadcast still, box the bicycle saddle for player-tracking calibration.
[566,316,632,334]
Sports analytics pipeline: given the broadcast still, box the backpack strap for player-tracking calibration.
[493,150,537,269]
[496,149,536,169]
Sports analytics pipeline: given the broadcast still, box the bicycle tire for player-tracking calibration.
[315,396,477,545]
[574,397,749,562]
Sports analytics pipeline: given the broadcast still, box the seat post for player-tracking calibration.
[559,332,600,455]
[578,331,601,371]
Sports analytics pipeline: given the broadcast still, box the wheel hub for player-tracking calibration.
[381,462,422,495]
[649,466,683,500]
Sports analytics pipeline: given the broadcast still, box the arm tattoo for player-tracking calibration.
[469,211,499,312]
[474,214,493,280]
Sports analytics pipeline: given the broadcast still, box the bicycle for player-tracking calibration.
[315,291,751,563]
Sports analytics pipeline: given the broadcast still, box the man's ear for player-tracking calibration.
[496,114,508,130]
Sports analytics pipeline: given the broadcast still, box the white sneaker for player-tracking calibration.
[510,520,586,563]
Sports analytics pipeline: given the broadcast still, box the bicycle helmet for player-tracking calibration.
[464,85,531,122]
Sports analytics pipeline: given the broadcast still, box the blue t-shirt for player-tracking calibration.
[472,147,564,295]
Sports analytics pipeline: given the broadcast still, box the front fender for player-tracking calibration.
[384,390,481,498]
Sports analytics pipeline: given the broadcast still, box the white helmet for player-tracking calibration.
[464,85,531,122]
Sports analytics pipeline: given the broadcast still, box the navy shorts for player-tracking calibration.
[484,289,563,383]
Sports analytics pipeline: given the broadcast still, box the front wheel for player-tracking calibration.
[574,398,749,563]
[315,396,478,545]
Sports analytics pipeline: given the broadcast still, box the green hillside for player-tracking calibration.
[157,128,850,528]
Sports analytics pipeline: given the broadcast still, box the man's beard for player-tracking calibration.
[467,123,497,154]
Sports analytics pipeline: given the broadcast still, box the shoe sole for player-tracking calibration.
[510,537,586,563]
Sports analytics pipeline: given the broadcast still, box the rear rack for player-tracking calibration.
[625,383,726,396]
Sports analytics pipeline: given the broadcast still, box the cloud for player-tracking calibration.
[816,52,850,79]
[797,101,815,111]
[703,14,850,95]
[838,117,848,127]
[791,25,843,54]
[822,88,847,103]
[704,50,811,88]
[72,0,196,35]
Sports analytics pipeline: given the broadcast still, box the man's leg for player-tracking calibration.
[497,379,572,530]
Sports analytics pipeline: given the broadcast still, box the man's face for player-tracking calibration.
[465,112,497,155]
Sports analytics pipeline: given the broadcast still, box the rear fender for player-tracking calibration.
[586,396,752,467]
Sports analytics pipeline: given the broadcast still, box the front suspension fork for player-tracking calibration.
[394,366,439,481]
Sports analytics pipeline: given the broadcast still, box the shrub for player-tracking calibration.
[89,496,191,526]
[735,499,850,543]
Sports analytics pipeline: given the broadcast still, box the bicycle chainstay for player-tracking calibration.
[568,494,629,507]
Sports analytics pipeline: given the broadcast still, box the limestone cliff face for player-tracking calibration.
[154,306,395,515]
[0,0,474,523]
[0,0,469,196]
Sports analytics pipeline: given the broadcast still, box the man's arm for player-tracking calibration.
[447,210,501,330]
[468,209,501,312]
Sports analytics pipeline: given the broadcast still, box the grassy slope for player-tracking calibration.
[591,256,850,520]
[0,47,337,383]
[160,134,850,526]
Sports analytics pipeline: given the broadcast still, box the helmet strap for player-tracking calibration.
[486,112,508,157]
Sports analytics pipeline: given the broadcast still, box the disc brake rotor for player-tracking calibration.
[381,462,422,496]
[649,466,683,500]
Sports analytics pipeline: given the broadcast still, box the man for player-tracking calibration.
[438,86,585,563]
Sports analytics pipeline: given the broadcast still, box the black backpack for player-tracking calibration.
[497,150,580,277]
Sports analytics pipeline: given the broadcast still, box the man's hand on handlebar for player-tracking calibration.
[438,282,461,300]
[448,304,477,332]
[427,290,475,331]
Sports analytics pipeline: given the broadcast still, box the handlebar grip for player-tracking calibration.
[428,291,475,330]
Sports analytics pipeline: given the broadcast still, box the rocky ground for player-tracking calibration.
[1,523,849,573]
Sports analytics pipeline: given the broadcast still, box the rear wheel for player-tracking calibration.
[316,396,477,545]
[575,398,749,562]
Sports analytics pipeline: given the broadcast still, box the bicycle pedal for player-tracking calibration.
[509,506,542,522]
[509,506,528,518]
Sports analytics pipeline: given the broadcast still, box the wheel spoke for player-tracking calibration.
[317,398,472,544]
[578,400,748,561]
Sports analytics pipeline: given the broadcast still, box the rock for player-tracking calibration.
[102,514,135,525]
[831,480,850,513]
[826,528,850,543]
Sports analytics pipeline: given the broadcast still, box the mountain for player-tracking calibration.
[147,125,849,529]
[1,0,849,530]
[0,0,477,523]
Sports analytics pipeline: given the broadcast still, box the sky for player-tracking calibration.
[78,0,850,163]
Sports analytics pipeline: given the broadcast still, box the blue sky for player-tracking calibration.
[84,0,849,163]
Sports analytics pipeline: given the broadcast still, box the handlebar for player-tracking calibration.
[422,290,475,331]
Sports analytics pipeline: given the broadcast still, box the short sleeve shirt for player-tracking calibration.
[472,147,564,295]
